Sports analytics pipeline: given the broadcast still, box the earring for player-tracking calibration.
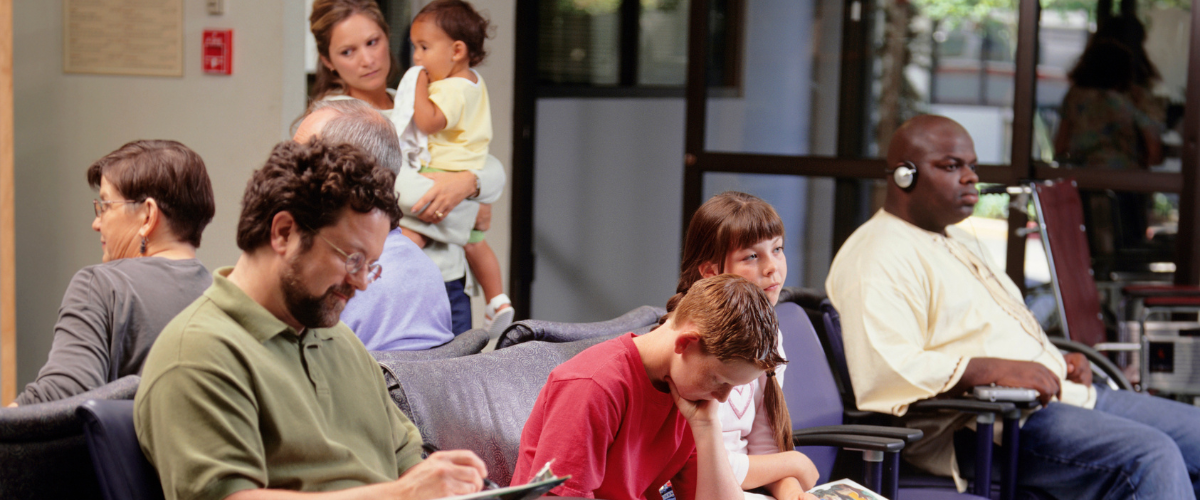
[140,237,147,255]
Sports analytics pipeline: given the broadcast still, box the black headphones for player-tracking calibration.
[887,161,918,191]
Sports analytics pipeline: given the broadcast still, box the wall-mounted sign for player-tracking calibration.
[63,0,184,77]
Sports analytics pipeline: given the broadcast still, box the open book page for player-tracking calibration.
[438,476,568,500]
[440,460,569,500]
[807,478,889,500]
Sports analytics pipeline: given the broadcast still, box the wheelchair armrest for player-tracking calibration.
[843,408,876,421]
[1123,284,1200,298]
[795,425,922,444]
[1051,337,1135,391]
[792,433,906,453]
[909,399,1016,415]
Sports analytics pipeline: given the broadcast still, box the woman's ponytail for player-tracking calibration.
[762,371,794,452]
[658,291,687,326]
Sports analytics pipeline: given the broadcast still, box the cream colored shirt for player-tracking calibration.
[826,209,1095,490]
[427,70,491,172]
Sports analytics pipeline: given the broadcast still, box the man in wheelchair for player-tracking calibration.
[827,115,1200,499]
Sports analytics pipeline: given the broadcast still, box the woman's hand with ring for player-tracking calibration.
[413,171,476,224]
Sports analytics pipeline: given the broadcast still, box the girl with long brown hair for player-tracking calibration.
[667,191,819,500]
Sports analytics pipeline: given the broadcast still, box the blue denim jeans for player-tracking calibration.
[445,278,471,335]
[959,385,1200,499]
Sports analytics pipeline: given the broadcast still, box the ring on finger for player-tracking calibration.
[436,211,445,218]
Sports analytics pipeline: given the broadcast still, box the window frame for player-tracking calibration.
[680,0,1197,290]
[533,0,744,97]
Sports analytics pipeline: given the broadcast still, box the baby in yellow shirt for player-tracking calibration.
[408,0,512,333]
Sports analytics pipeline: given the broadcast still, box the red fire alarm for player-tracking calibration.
[203,29,233,75]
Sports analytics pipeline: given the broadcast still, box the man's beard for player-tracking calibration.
[280,257,355,329]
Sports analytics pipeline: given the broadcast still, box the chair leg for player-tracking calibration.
[883,451,900,500]
[1001,409,1021,500]
[975,414,996,498]
[861,449,884,494]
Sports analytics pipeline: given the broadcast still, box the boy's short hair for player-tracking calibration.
[416,0,491,66]
[236,139,401,252]
[672,274,786,370]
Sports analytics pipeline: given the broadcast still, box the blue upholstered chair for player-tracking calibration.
[0,374,140,500]
[775,298,990,500]
[77,399,163,500]
[494,305,666,349]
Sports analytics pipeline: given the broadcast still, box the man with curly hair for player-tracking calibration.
[295,99,455,352]
[135,139,489,500]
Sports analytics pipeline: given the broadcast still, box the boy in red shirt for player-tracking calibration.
[512,274,787,500]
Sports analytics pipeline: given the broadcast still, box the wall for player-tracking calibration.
[459,0,514,325]
[9,0,517,388]
[11,0,306,388]
[532,99,685,321]
[702,0,819,288]
[406,0,513,325]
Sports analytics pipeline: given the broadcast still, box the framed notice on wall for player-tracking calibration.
[63,0,184,77]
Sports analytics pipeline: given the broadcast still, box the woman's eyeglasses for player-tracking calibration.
[93,199,141,217]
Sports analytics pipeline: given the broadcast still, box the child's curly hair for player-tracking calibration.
[236,139,401,252]
[416,0,492,66]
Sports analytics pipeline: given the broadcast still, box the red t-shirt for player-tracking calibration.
[512,333,698,500]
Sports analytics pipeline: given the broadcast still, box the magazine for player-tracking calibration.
[807,478,889,500]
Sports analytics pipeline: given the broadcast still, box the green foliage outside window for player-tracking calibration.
[914,0,1188,27]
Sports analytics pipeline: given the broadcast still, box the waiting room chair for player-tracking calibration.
[385,333,924,494]
[1031,180,1109,348]
[77,399,163,500]
[0,374,140,500]
[494,305,666,349]
[380,337,611,486]
[1026,179,1164,392]
[806,290,1134,499]
[775,298,989,500]
[817,295,1030,499]
[370,327,490,364]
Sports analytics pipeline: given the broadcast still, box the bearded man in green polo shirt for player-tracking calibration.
[135,139,489,500]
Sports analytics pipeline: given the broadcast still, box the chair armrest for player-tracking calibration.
[792,433,906,453]
[908,399,1016,415]
[1051,338,1135,391]
[842,408,878,421]
[795,425,922,444]
[1123,284,1200,298]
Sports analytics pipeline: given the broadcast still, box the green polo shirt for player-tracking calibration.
[135,267,424,500]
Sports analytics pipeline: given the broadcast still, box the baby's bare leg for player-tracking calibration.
[465,240,505,304]
[474,203,492,231]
